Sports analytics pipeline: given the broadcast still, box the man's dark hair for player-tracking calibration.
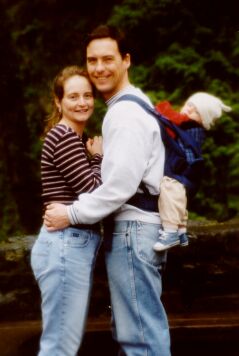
[85,24,129,58]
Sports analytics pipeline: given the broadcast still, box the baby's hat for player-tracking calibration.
[187,92,232,130]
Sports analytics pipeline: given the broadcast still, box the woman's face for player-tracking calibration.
[57,75,94,129]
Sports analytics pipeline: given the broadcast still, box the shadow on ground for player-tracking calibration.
[0,219,239,355]
[11,327,239,356]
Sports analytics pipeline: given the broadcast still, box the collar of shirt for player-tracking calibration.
[106,84,135,107]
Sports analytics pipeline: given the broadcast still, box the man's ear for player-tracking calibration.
[124,53,131,69]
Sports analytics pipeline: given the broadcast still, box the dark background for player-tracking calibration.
[0,0,239,240]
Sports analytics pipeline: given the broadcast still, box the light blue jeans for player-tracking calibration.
[104,220,171,356]
[31,225,101,356]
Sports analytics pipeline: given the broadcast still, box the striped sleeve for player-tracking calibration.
[53,130,102,194]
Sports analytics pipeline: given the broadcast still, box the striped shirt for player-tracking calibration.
[41,124,102,206]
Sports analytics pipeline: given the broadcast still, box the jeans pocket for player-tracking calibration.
[136,222,167,269]
[65,230,101,268]
[65,228,91,248]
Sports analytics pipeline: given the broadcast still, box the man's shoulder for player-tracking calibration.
[108,86,153,108]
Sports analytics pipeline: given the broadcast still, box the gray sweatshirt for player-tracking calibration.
[67,85,165,225]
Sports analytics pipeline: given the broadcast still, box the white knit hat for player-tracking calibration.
[187,92,232,130]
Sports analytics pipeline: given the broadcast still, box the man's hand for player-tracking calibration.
[44,203,70,231]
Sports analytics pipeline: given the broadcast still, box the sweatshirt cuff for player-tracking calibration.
[67,204,80,225]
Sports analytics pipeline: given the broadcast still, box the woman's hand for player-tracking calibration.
[86,136,103,156]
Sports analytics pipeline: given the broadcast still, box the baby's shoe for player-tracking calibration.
[153,231,180,252]
[179,233,189,247]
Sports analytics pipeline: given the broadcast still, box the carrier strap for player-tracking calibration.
[116,94,202,158]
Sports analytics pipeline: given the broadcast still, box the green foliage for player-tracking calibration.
[0,0,239,239]
[190,111,239,221]
[85,97,107,137]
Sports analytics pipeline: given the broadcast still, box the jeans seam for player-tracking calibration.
[58,239,66,355]
[127,226,146,351]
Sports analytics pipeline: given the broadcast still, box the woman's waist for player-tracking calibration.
[70,222,101,231]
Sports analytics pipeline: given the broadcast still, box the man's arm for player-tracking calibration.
[45,102,162,229]
[44,203,70,230]
[44,120,146,230]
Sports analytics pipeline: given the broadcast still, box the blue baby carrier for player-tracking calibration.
[116,94,205,212]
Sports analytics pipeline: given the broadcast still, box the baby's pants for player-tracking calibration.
[158,176,188,231]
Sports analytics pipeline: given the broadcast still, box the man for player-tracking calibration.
[45,24,171,355]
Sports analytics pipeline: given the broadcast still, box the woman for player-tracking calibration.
[31,65,103,356]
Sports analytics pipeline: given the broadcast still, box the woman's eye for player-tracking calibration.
[85,93,93,99]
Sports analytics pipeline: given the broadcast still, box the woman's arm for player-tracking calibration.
[53,131,102,194]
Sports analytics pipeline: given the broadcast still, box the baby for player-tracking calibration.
[153,92,231,251]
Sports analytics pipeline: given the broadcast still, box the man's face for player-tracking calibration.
[86,37,130,100]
